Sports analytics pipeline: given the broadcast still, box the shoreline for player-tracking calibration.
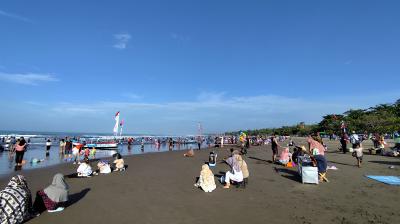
[1,139,399,224]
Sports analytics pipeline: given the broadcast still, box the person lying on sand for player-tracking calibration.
[32,173,69,214]
[194,164,216,193]
[184,148,194,157]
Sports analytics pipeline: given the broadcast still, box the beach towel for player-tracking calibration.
[366,176,400,185]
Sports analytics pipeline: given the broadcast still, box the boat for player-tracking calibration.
[73,138,118,150]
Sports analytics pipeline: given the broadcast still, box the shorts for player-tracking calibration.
[271,147,278,155]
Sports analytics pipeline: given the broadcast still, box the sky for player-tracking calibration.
[0,0,400,135]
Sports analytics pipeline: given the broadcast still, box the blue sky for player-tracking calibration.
[0,0,399,135]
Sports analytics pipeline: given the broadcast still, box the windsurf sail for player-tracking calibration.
[113,111,120,135]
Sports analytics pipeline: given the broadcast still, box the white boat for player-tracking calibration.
[73,139,118,149]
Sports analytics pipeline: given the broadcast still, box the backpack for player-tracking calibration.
[351,135,360,144]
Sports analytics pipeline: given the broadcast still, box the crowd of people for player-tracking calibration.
[0,150,126,223]
[0,174,68,223]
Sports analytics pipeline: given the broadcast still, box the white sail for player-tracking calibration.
[113,111,120,135]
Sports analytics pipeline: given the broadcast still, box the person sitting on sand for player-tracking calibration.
[223,153,244,189]
[194,164,216,193]
[77,158,95,177]
[32,173,69,214]
[292,146,305,164]
[97,161,112,174]
[208,151,217,167]
[237,154,249,180]
[184,148,194,157]
[278,147,292,165]
[307,136,328,182]
[113,153,125,171]
[0,175,32,223]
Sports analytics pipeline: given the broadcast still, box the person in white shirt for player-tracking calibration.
[72,145,82,164]
[77,158,94,177]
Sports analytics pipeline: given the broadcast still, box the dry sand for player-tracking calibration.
[1,138,399,224]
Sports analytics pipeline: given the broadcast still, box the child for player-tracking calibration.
[353,143,363,168]
[113,153,125,171]
[184,148,194,157]
[84,147,90,160]
[90,147,96,158]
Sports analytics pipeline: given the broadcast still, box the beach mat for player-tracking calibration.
[366,176,400,185]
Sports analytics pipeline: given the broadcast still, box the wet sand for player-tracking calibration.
[1,138,399,224]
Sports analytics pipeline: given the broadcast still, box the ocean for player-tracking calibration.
[0,132,209,176]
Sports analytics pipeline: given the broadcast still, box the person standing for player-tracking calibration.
[15,140,27,166]
[271,134,281,163]
[59,139,65,154]
[45,139,52,156]
[340,133,348,154]
[350,131,360,149]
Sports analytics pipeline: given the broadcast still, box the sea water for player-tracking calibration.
[0,135,208,176]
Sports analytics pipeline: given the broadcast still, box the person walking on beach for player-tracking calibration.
[353,143,363,168]
[15,139,27,166]
[271,134,281,163]
[45,139,52,156]
[59,139,66,154]
[350,131,360,149]
[340,133,348,154]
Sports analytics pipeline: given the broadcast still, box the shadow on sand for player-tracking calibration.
[368,160,400,166]
[67,188,91,207]
[328,160,355,167]
[274,167,300,182]
[248,156,271,164]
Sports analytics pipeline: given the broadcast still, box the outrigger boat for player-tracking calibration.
[73,138,118,150]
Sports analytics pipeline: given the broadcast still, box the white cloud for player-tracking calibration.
[113,33,131,49]
[170,32,190,41]
[122,93,142,100]
[0,73,59,85]
[6,91,399,135]
[0,9,33,23]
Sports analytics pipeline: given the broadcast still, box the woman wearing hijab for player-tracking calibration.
[33,173,69,213]
[237,155,249,180]
[0,175,33,223]
[194,164,216,193]
[223,154,244,189]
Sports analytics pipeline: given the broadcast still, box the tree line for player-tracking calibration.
[226,99,400,137]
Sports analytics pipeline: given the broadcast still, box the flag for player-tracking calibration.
[113,111,120,134]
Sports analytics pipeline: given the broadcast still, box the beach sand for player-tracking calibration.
[1,138,399,224]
